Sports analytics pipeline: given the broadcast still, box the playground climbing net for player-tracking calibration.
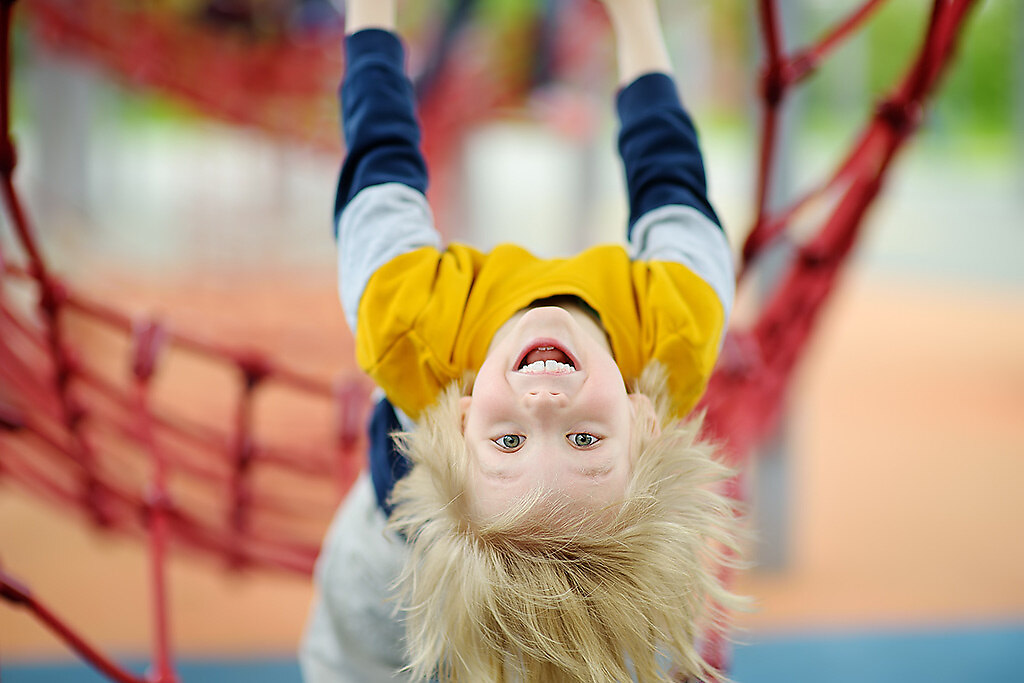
[0,0,979,680]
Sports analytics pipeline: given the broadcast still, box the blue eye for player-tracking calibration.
[569,433,600,448]
[493,434,524,451]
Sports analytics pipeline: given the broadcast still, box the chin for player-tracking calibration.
[521,305,575,320]
[516,308,576,336]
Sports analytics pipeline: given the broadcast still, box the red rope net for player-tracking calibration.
[0,0,979,680]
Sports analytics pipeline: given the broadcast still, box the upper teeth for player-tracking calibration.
[519,360,575,374]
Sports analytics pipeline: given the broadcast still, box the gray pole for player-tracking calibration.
[749,0,807,574]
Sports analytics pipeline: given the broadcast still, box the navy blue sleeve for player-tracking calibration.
[334,29,428,229]
[616,72,721,237]
[367,397,411,516]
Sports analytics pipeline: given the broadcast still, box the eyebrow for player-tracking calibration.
[572,461,615,478]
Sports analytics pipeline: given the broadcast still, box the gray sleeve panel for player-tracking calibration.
[628,204,736,323]
[394,406,415,431]
[299,473,412,682]
[337,183,441,332]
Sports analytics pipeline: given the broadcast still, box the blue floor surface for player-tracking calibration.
[729,622,1024,682]
[4,623,1023,682]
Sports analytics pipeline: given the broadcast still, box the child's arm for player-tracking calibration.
[344,0,396,34]
[604,0,735,322]
[602,0,672,85]
[335,0,440,334]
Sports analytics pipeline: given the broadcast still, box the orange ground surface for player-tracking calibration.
[1,267,1022,660]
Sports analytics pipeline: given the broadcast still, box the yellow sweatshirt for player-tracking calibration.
[355,242,726,420]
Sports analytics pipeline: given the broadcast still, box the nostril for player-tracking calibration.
[525,391,563,401]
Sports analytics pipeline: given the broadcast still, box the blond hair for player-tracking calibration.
[388,364,745,682]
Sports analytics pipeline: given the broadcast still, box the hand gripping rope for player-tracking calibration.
[0,0,979,680]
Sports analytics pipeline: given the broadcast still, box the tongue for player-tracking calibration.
[523,347,571,367]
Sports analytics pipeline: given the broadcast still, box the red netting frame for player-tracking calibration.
[0,0,979,681]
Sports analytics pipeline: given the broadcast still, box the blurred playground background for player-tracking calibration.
[1,0,1022,681]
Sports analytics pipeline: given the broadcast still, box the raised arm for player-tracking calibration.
[337,0,425,210]
[335,0,440,333]
[344,0,396,34]
[601,0,734,320]
[601,0,673,85]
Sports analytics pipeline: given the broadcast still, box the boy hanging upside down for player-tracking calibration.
[301,0,743,681]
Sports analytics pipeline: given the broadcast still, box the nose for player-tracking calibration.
[522,390,568,410]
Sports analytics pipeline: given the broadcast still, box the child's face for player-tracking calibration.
[461,306,642,519]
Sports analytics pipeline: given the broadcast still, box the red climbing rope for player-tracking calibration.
[708,0,979,462]
[0,0,980,680]
[25,0,344,151]
[0,565,150,683]
[697,2,979,669]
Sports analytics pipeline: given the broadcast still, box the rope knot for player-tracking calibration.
[55,348,80,392]
[37,276,67,317]
[0,569,32,606]
[799,245,833,268]
[877,98,922,137]
[65,396,86,430]
[237,354,269,390]
[759,63,787,107]
[716,332,763,380]
[0,402,24,431]
[0,136,16,175]
[143,484,174,518]
[132,319,166,382]
[334,376,371,451]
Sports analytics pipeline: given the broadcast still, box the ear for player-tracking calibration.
[458,396,472,434]
[628,392,660,438]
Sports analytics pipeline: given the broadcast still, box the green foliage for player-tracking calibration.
[863,0,927,97]
[865,0,1014,139]
[9,17,31,127]
[933,0,1015,133]
[102,89,200,130]
[476,0,539,26]
[775,0,1014,145]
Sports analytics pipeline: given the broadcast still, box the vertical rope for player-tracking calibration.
[131,319,178,683]
[748,0,785,270]
[333,375,370,495]
[1,0,44,274]
[0,0,107,526]
[229,355,267,568]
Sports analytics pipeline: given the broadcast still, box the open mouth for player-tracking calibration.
[516,342,577,375]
